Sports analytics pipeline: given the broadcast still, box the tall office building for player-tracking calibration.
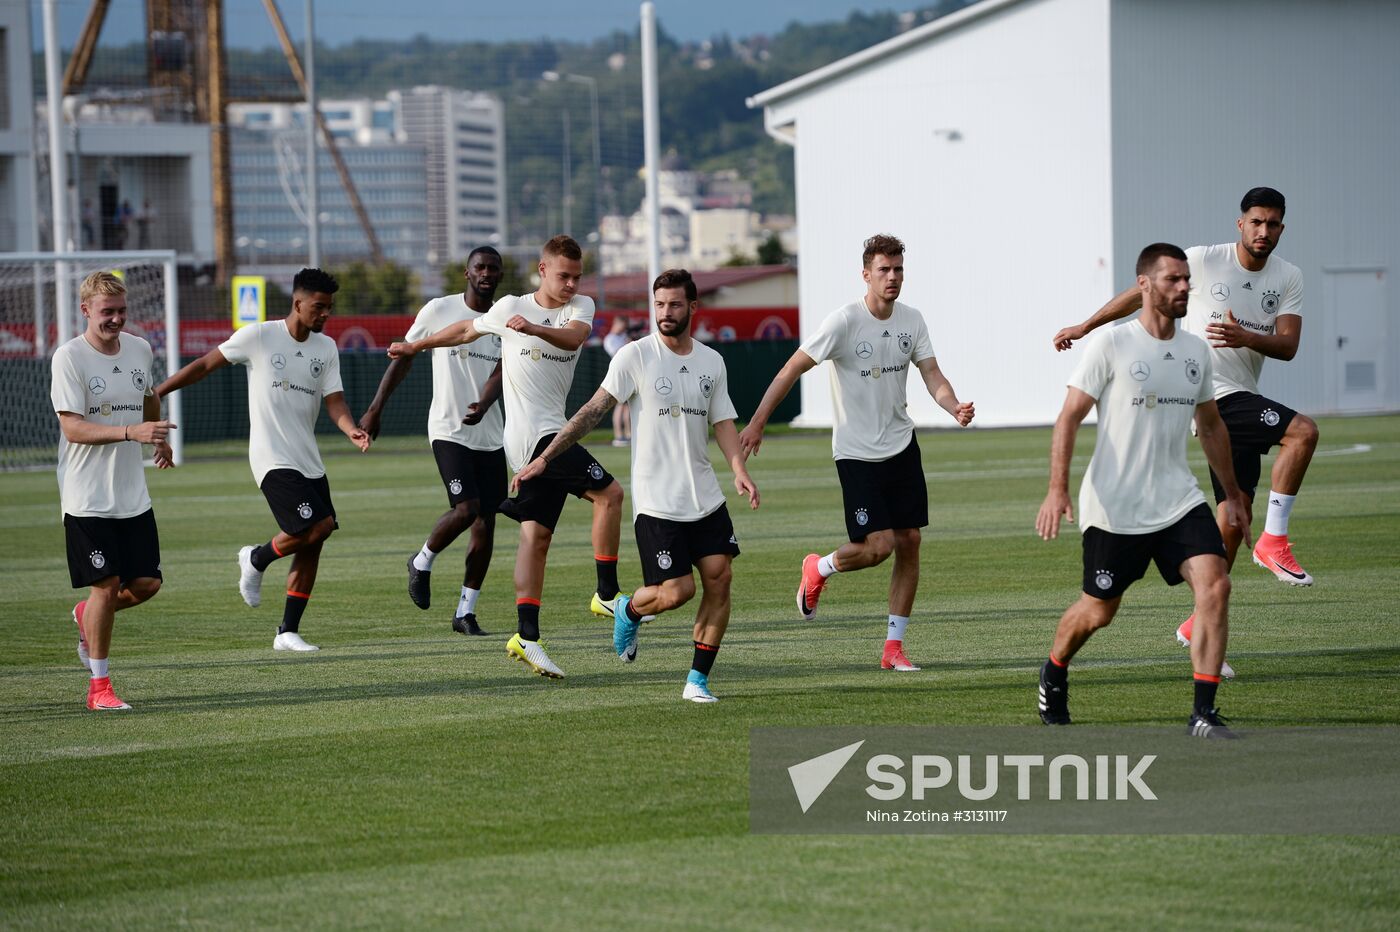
[390,87,507,267]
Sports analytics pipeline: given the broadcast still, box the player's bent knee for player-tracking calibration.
[128,576,162,603]
[660,577,697,609]
[866,533,895,563]
[1201,574,1231,608]
[894,528,921,552]
[1290,414,1320,449]
[307,516,336,544]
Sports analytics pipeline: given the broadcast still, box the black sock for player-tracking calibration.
[251,541,281,572]
[1193,676,1219,715]
[691,641,719,677]
[1043,656,1068,687]
[279,593,309,634]
[595,558,619,601]
[625,600,643,624]
[517,600,541,641]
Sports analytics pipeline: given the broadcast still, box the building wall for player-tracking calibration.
[705,273,799,309]
[1111,0,1400,415]
[393,87,507,269]
[765,0,1115,428]
[62,124,213,261]
[0,3,36,252]
[231,129,429,281]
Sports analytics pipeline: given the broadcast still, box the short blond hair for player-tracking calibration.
[79,271,126,302]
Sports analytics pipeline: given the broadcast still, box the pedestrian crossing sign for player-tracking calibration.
[232,276,267,329]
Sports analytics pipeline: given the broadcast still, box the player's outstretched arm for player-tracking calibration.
[1052,285,1143,351]
[510,386,618,491]
[58,411,175,447]
[144,391,176,468]
[359,355,415,439]
[388,319,480,359]
[738,349,817,457]
[1036,387,1094,540]
[507,317,590,352]
[155,348,230,398]
[1194,400,1253,553]
[915,357,974,426]
[713,419,759,509]
[462,361,503,426]
[325,391,371,453]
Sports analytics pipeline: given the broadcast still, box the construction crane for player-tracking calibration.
[62,0,386,284]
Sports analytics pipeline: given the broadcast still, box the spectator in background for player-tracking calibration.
[136,201,156,249]
[114,201,134,250]
[603,315,632,447]
[81,199,96,248]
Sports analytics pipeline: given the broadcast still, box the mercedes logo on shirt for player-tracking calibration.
[1210,283,1229,301]
[655,377,673,395]
[1130,361,1151,381]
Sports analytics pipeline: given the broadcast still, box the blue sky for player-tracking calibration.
[48,1,898,47]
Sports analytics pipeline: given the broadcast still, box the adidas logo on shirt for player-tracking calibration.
[881,330,891,337]
[1242,282,1253,290]
[111,365,121,373]
[680,366,689,373]
[295,351,304,357]
[1164,352,1174,360]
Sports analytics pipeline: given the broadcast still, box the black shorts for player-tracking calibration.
[833,438,928,541]
[501,435,615,532]
[1081,503,1226,600]
[64,509,162,589]
[1208,391,1298,502]
[432,440,507,513]
[634,504,741,586]
[260,469,338,536]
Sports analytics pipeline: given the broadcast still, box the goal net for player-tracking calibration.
[0,250,182,470]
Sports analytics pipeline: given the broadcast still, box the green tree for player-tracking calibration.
[332,261,417,314]
[756,232,788,266]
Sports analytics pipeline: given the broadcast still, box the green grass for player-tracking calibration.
[2,415,1398,929]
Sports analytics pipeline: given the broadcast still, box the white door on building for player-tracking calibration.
[1325,268,1387,412]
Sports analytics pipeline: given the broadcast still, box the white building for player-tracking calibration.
[749,0,1400,427]
[391,86,508,268]
[0,2,38,252]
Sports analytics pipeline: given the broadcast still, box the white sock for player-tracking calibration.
[887,615,909,642]
[818,552,840,577]
[90,658,109,679]
[457,586,480,617]
[413,543,437,572]
[1264,490,1296,537]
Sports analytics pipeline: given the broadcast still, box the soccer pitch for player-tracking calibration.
[3,415,1398,929]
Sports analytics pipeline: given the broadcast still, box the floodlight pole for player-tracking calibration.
[304,0,320,268]
[641,1,661,331]
[42,0,74,344]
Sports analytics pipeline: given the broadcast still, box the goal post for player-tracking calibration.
[0,250,182,470]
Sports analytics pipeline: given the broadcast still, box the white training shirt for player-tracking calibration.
[218,319,344,485]
[799,298,936,462]
[406,294,503,451]
[601,334,738,522]
[50,333,154,518]
[1069,319,1216,535]
[1183,243,1303,400]
[472,292,595,471]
